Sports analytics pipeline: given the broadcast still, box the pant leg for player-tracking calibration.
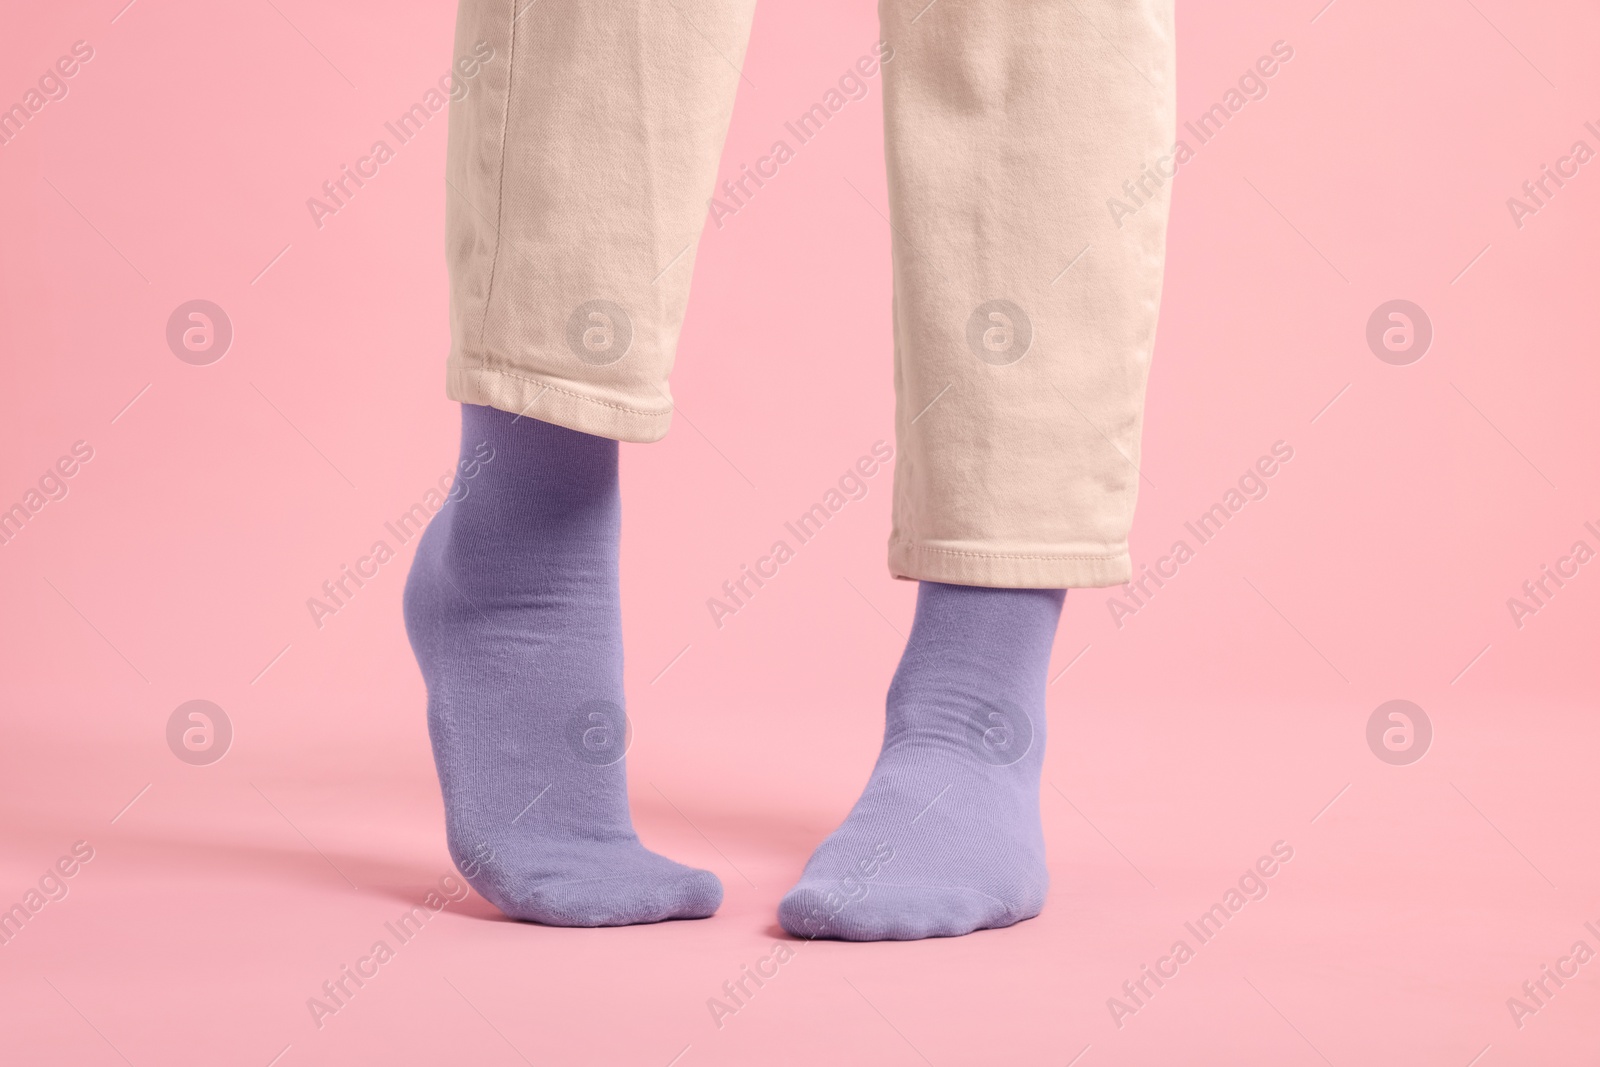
[880,0,1176,588]
[444,0,757,442]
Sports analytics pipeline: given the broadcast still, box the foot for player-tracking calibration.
[778,581,1064,940]
[403,404,722,926]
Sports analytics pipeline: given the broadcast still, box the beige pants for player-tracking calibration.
[444,0,1175,588]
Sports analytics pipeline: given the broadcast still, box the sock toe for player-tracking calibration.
[510,865,723,927]
[779,880,1028,941]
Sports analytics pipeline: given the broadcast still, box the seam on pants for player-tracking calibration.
[475,0,522,350]
[453,362,672,417]
[890,544,1125,562]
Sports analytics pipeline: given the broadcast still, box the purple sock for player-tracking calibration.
[403,404,722,926]
[778,581,1065,940]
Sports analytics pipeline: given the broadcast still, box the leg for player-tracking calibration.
[407,0,755,926]
[444,0,756,440]
[779,0,1175,940]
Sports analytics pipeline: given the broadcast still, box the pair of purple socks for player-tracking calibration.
[403,405,1064,938]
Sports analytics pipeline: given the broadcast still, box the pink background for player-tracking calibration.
[3,0,1598,1063]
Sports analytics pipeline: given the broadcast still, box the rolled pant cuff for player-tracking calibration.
[888,540,1132,590]
[445,360,673,443]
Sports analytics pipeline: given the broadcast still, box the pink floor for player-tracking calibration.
[4,0,1598,1064]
